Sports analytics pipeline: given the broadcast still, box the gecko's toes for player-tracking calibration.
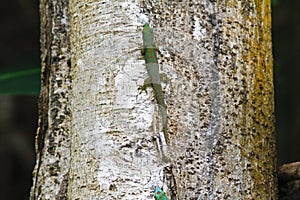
[138,86,148,94]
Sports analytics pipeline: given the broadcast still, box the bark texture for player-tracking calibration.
[30,0,71,199]
[143,0,276,199]
[31,0,276,199]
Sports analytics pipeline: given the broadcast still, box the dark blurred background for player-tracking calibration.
[0,0,298,199]
[0,0,39,199]
[272,1,300,165]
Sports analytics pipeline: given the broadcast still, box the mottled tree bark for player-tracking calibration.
[30,0,71,199]
[31,0,276,199]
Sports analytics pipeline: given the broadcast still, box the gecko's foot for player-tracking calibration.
[138,76,152,94]
[138,84,148,94]
[141,48,145,56]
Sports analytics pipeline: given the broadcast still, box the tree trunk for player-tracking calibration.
[31,0,277,199]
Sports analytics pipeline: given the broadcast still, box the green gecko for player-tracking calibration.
[140,23,169,144]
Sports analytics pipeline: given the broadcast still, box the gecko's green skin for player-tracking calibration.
[154,186,168,200]
[141,23,169,144]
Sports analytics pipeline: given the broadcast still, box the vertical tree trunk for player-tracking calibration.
[31,0,276,199]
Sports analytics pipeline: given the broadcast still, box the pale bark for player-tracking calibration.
[31,0,276,199]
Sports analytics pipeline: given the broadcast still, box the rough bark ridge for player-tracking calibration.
[30,0,71,199]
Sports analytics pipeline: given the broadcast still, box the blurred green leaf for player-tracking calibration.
[0,68,40,95]
[272,0,279,6]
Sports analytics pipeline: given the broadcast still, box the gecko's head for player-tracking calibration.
[144,23,150,29]
[143,23,151,35]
